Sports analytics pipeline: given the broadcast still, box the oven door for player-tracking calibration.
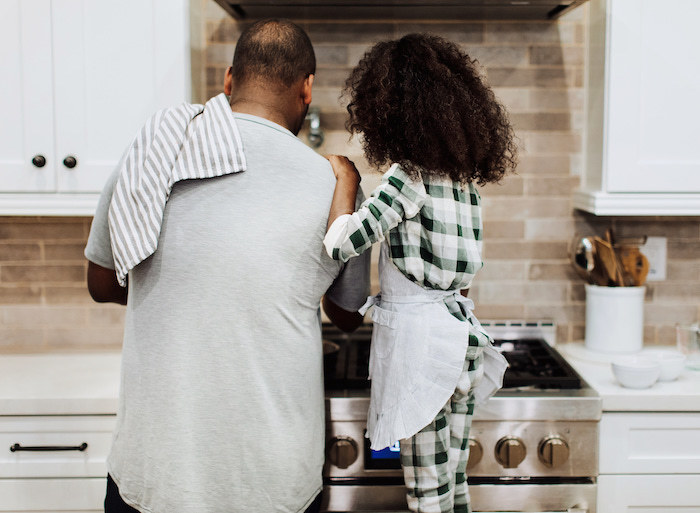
[321,481,597,513]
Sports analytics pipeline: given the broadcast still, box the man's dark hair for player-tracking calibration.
[232,19,316,88]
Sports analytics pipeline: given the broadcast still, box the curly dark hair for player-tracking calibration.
[344,34,517,185]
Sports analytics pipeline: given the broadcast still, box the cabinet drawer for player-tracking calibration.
[0,416,115,478]
[0,478,105,511]
[598,474,700,512]
[600,413,700,474]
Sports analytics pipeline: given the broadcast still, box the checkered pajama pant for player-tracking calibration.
[400,351,484,513]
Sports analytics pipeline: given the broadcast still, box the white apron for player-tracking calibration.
[361,243,508,450]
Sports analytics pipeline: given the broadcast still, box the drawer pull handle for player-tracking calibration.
[10,442,88,452]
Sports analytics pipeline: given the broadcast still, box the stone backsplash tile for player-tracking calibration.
[516,155,571,175]
[0,328,44,352]
[529,89,585,111]
[44,327,124,351]
[315,45,350,66]
[0,4,696,351]
[468,46,529,68]
[1,264,86,284]
[484,22,578,45]
[525,218,576,241]
[44,286,93,304]
[0,243,41,262]
[3,306,87,328]
[43,243,88,261]
[529,46,584,67]
[306,23,394,43]
[479,176,524,196]
[0,218,87,240]
[511,112,572,131]
[483,241,568,260]
[482,221,525,240]
[478,261,527,281]
[482,197,571,219]
[524,176,580,196]
[0,286,42,305]
[519,132,582,154]
[486,67,583,88]
[396,22,483,42]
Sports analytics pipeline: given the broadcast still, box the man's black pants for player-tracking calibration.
[105,474,323,513]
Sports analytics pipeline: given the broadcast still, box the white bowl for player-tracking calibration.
[611,356,661,389]
[642,349,686,381]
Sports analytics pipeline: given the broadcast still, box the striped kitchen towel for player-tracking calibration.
[107,93,247,286]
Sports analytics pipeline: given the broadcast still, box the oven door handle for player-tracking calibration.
[486,510,587,513]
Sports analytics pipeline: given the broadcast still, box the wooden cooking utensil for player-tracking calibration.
[617,246,650,286]
[593,236,622,286]
[605,228,628,286]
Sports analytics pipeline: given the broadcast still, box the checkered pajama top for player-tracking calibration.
[324,163,491,350]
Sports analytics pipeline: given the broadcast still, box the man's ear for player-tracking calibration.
[302,74,314,105]
[224,67,233,95]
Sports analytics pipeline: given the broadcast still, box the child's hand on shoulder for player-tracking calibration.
[326,155,361,185]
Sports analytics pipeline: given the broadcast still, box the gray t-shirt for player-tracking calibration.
[85,112,370,513]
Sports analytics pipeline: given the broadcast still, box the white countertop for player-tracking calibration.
[0,352,121,415]
[559,343,700,412]
[1,345,699,416]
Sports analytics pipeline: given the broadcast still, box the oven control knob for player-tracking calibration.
[466,438,483,469]
[327,436,359,469]
[538,436,570,468]
[495,436,526,468]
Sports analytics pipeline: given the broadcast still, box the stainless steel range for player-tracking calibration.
[321,321,601,513]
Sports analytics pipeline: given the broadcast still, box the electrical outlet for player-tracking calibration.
[641,236,667,281]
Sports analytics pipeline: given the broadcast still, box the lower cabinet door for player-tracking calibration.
[598,474,700,513]
[0,478,105,512]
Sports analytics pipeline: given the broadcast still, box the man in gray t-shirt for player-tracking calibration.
[85,20,369,513]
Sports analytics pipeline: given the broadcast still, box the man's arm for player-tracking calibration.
[322,295,363,332]
[87,262,127,305]
[322,181,372,333]
[84,166,126,305]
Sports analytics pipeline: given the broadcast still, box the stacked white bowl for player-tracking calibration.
[611,350,686,389]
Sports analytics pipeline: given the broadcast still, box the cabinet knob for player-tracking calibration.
[63,156,77,169]
[495,436,526,468]
[31,155,46,168]
[466,437,483,469]
[538,435,570,468]
[327,436,358,469]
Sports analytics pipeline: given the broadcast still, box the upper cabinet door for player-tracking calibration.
[576,0,700,215]
[0,0,56,192]
[51,0,190,193]
[606,0,700,193]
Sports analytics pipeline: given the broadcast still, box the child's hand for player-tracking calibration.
[327,155,361,184]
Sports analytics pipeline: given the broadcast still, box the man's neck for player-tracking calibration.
[228,85,301,134]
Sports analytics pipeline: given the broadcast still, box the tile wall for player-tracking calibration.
[0,1,697,352]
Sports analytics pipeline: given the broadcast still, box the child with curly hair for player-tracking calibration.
[323,34,518,513]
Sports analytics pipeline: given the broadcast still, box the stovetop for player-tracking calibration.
[323,321,602,422]
[323,323,582,391]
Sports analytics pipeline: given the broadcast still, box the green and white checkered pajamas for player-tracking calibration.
[324,162,496,513]
[400,351,484,513]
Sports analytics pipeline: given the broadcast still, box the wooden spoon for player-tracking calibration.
[617,246,650,286]
[593,236,622,286]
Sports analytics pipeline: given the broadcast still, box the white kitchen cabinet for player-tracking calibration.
[0,0,190,215]
[574,0,700,215]
[596,412,700,513]
[0,415,115,512]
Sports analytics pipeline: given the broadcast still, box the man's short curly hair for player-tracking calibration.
[344,34,517,185]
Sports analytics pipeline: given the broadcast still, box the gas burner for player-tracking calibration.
[493,338,582,389]
[323,324,582,391]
